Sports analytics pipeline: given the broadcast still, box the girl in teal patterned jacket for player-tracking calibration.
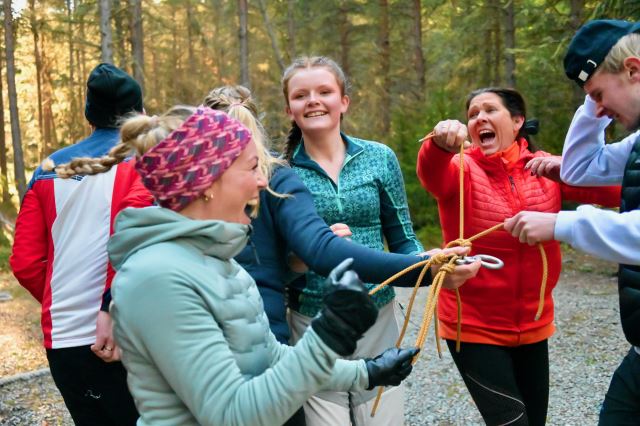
[282,56,423,426]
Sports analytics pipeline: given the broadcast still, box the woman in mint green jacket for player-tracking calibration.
[66,105,420,426]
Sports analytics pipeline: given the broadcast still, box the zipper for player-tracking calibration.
[335,152,357,214]
[249,239,261,265]
[508,175,516,193]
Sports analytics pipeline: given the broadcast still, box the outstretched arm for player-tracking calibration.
[505,208,640,265]
[271,167,427,286]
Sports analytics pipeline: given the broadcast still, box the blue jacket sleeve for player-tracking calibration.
[270,167,430,287]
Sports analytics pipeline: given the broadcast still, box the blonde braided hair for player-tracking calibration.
[46,106,196,178]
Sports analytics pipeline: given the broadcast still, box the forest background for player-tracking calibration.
[0,0,638,265]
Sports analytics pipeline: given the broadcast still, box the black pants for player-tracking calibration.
[46,345,138,426]
[446,339,549,426]
[599,346,640,425]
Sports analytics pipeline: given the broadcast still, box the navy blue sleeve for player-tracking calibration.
[271,167,430,287]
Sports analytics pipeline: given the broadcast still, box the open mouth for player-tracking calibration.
[478,129,496,145]
[305,111,327,118]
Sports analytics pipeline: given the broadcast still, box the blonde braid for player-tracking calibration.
[52,106,195,179]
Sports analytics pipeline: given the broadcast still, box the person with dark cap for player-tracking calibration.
[10,63,151,425]
[505,19,640,423]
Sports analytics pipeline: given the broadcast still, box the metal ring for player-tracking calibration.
[475,254,504,270]
[455,254,504,270]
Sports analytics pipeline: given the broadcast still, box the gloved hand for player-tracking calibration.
[365,347,420,390]
[311,258,378,356]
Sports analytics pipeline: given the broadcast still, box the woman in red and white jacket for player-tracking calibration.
[416,87,620,426]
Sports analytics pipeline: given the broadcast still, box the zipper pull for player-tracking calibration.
[508,175,515,192]
[250,239,261,265]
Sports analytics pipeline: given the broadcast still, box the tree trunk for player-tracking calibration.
[503,0,516,87]
[378,0,391,136]
[171,9,179,102]
[28,0,45,160]
[482,28,491,86]
[569,0,585,107]
[337,1,350,77]
[489,0,502,85]
[3,0,27,199]
[257,0,284,74]
[150,41,160,107]
[411,0,425,99]
[287,0,296,61]
[113,0,127,70]
[99,0,114,63]
[41,44,59,152]
[76,0,87,120]
[0,40,11,207]
[129,0,145,93]
[237,0,249,88]
[186,0,195,80]
[66,0,78,140]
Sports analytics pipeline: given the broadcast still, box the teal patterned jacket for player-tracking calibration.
[290,134,423,317]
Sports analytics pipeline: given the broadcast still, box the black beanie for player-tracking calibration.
[85,63,143,128]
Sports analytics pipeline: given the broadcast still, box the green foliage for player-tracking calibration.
[389,89,459,237]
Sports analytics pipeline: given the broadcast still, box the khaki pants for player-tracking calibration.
[288,301,405,426]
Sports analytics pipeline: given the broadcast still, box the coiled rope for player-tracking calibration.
[369,133,549,417]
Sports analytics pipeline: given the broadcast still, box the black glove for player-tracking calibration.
[365,347,419,390]
[311,258,378,356]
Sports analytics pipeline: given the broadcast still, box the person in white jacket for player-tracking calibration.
[504,19,640,424]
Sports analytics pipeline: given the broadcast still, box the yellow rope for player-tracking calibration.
[535,243,548,321]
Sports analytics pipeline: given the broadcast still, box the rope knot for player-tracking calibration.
[430,252,450,265]
[439,263,456,274]
[445,238,471,249]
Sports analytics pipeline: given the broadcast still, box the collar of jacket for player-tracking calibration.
[290,132,365,175]
[468,137,534,171]
[109,207,252,270]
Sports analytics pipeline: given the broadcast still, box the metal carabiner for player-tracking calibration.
[455,254,504,270]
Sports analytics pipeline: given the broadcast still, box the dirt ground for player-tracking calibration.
[0,272,49,377]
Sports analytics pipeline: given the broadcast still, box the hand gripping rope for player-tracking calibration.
[368,133,549,417]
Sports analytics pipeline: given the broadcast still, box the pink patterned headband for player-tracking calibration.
[135,107,252,211]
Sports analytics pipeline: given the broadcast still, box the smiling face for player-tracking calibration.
[285,67,350,137]
[466,92,524,156]
[205,140,267,224]
[585,60,640,131]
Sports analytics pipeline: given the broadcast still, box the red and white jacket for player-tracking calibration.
[10,129,153,349]
[417,137,620,346]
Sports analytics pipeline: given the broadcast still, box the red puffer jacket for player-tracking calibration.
[417,138,620,345]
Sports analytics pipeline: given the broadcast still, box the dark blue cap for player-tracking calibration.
[564,19,640,87]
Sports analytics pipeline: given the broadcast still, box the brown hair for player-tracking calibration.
[465,87,539,151]
[281,56,349,161]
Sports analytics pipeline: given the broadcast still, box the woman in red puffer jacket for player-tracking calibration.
[416,87,620,426]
